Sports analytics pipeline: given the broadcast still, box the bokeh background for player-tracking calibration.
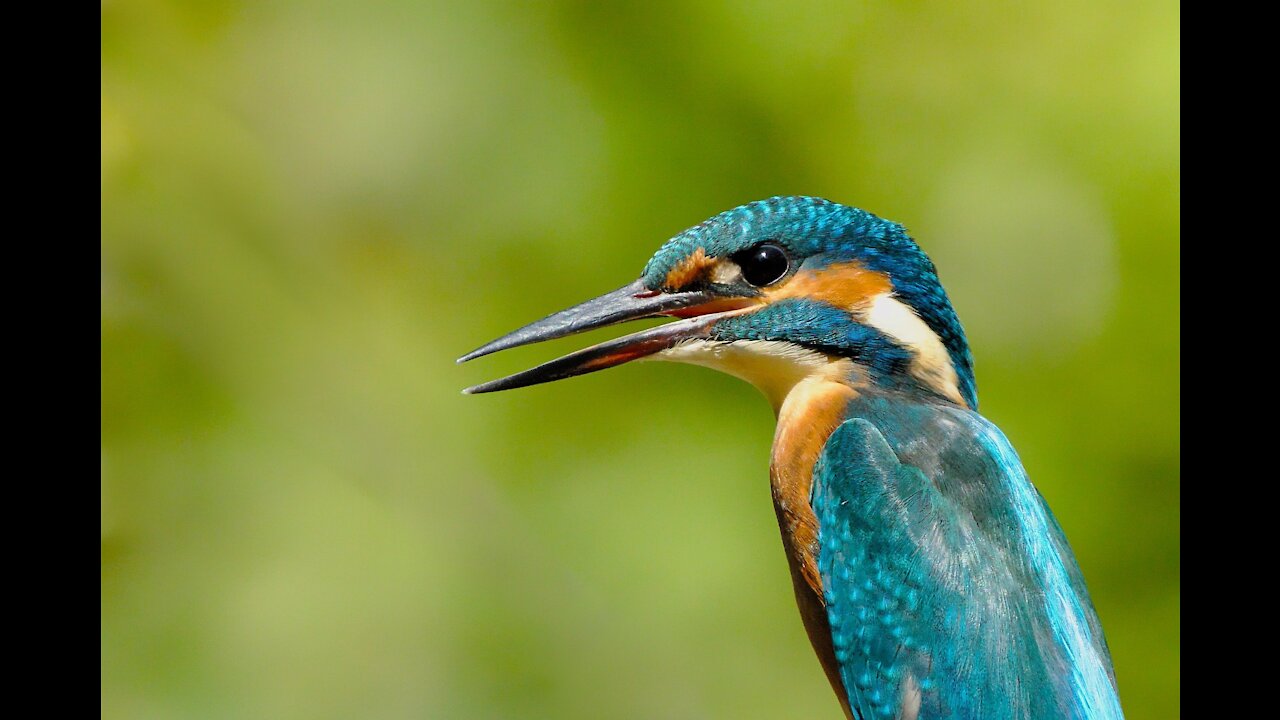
[102,1,1179,717]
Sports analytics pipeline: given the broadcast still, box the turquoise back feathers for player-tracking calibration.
[813,393,1123,719]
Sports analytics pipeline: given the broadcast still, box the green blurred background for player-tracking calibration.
[102,1,1179,717]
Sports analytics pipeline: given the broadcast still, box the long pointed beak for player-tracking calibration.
[457,280,712,363]
[458,279,752,394]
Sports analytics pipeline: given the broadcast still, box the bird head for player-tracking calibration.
[460,196,976,410]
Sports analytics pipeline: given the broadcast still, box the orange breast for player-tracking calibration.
[770,377,857,718]
[770,377,856,595]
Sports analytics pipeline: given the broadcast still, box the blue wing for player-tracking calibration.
[811,398,1122,720]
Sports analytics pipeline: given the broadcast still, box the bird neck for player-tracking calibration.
[704,296,974,409]
[655,338,853,411]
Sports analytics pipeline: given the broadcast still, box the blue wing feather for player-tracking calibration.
[812,397,1122,720]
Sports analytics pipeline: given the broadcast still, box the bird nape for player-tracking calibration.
[459,196,1124,720]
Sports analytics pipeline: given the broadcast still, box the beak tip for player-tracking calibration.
[456,280,721,397]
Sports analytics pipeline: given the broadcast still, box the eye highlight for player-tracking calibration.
[733,243,790,287]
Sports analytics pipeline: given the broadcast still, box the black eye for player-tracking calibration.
[734,243,790,287]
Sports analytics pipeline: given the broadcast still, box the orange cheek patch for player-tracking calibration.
[767,261,892,311]
[663,248,717,290]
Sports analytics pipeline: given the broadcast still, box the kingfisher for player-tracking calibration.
[459,196,1123,720]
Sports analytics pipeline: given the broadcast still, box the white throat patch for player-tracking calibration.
[652,339,848,412]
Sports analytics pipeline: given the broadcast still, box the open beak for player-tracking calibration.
[458,279,751,394]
